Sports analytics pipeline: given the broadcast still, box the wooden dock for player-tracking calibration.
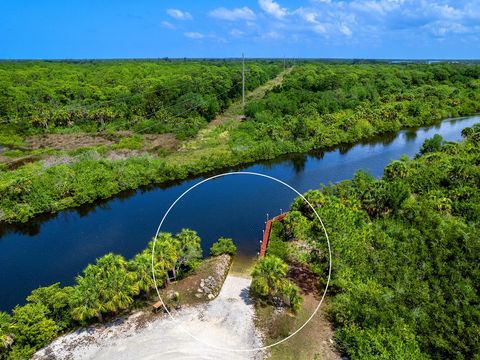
[259,213,287,257]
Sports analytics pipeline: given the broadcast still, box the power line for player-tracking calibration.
[0,63,251,124]
[0,82,222,124]
[242,53,245,109]
[135,81,243,134]
[0,80,244,132]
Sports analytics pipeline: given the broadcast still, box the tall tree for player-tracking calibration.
[174,228,202,275]
[251,255,302,312]
[11,303,58,354]
[147,233,179,283]
[26,283,74,330]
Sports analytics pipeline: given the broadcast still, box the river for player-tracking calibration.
[0,115,478,312]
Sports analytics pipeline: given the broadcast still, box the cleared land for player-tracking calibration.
[34,275,264,360]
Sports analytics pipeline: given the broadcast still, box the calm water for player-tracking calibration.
[0,116,478,311]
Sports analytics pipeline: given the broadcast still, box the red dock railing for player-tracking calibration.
[259,213,287,257]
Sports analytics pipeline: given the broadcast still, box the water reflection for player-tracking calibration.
[404,130,417,141]
[290,155,308,173]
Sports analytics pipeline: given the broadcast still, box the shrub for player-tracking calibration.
[251,255,302,312]
[210,237,237,256]
[111,135,144,150]
[418,134,445,156]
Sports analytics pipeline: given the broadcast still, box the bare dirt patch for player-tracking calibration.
[26,133,114,151]
[0,154,43,169]
[104,149,150,161]
[143,133,180,151]
[159,254,232,308]
[40,155,78,169]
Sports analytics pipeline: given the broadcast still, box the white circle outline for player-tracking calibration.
[151,171,332,353]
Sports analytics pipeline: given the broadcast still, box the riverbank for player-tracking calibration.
[0,115,478,313]
[1,114,477,225]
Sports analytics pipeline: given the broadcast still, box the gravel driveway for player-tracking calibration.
[34,275,264,360]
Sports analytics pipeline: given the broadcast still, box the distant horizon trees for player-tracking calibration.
[233,62,480,157]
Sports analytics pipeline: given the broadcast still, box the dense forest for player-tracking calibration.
[0,60,479,358]
[0,61,479,224]
[233,63,480,153]
[0,229,234,359]
[0,60,281,139]
[270,123,480,359]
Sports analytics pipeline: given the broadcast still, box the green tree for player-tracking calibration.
[174,229,202,274]
[251,255,288,298]
[283,210,312,242]
[210,237,237,256]
[129,252,155,296]
[11,303,58,354]
[418,134,445,155]
[461,123,480,143]
[26,283,74,330]
[148,233,179,283]
[251,255,302,312]
[384,159,409,180]
[69,269,105,323]
[70,253,139,322]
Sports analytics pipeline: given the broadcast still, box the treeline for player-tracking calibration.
[231,63,480,155]
[279,124,480,359]
[0,230,232,359]
[0,60,281,139]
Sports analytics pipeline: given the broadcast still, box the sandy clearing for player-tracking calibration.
[34,275,264,360]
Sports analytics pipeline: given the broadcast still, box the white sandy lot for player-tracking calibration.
[34,275,264,360]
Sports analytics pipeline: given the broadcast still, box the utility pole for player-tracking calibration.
[283,55,286,71]
[242,53,245,109]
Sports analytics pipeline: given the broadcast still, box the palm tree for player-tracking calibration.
[70,253,138,322]
[94,253,139,313]
[251,255,288,299]
[70,270,105,322]
[175,228,202,274]
[148,233,179,283]
[129,252,155,296]
[251,255,303,312]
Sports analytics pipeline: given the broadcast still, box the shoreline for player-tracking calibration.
[1,114,478,226]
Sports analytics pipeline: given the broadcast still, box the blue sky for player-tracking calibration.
[0,0,479,59]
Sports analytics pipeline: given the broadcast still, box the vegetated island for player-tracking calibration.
[1,61,479,223]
